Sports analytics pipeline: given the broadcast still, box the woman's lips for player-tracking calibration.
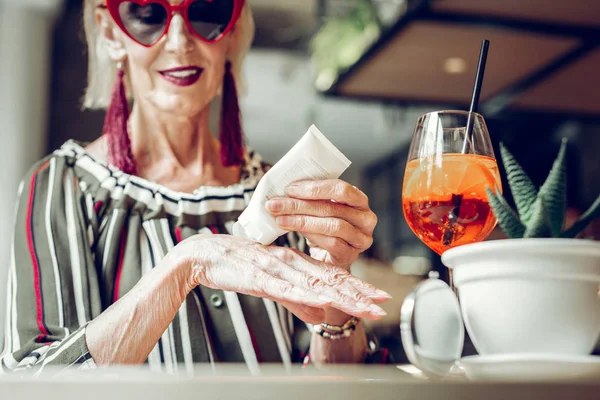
[159,67,203,87]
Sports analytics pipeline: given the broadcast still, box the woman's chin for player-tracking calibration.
[148,96,210,117]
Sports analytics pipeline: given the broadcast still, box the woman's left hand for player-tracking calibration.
[266,179,377,270]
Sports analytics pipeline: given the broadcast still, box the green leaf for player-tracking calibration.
[486,186,526,239]
[524,196,553,238]
[539,139,568,236]
[560,194,600,238]
[499,143,538,224]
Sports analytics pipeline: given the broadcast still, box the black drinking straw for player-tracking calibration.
[462,39,490,154]
[444,40,491,250]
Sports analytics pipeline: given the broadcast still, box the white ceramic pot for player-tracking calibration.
[441,239,600,356]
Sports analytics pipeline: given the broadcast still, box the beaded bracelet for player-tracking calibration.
[313,316,360,340]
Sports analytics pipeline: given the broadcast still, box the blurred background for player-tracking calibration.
[0,0,599,361]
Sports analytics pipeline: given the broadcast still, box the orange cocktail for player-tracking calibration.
[402,153,501,254]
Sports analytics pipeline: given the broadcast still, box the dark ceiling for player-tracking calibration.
[323,0,600,119]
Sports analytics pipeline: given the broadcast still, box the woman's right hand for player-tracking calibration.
[173,234,390,324]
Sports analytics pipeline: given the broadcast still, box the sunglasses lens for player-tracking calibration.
[118,2,168,45]
[188,0,236,41]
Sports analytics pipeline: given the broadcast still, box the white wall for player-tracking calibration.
[240,50,425,169]
[0,0,62,350]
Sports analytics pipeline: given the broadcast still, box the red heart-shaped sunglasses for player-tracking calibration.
[99,0,245,47]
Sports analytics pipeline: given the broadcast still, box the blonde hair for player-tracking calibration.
[82,0,255,109]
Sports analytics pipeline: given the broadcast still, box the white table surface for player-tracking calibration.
[0,364,598,400]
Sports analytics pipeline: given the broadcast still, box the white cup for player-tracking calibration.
[442,239,600,355]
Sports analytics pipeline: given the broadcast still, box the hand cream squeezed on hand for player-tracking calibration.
[233,125,351,245]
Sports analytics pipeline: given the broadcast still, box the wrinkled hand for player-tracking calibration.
[176,234,389,324]
[266,179,377,269]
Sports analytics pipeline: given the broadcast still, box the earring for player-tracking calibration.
[220,61,245,167]
[102,61,136,175]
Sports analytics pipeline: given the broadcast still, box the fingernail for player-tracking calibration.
[276,216,292,226]
[376,290,392,299]
[285,184,301,195]
[266,199,283,212]
[370,305,387,316]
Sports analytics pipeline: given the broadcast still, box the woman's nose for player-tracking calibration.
[164,14,193,53]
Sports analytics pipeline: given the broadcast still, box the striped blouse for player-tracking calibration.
[0,140,330,375]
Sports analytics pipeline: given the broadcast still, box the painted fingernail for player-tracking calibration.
[276,216,292,226]
[266,199,283,212]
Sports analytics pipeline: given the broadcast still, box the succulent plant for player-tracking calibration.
[486,139,600,239]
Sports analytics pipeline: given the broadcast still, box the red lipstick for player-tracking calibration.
[159,66,203,87]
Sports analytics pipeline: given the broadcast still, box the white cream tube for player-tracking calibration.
[233,125,351,245]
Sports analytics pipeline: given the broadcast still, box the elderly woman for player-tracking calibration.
[0,0,389,373]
